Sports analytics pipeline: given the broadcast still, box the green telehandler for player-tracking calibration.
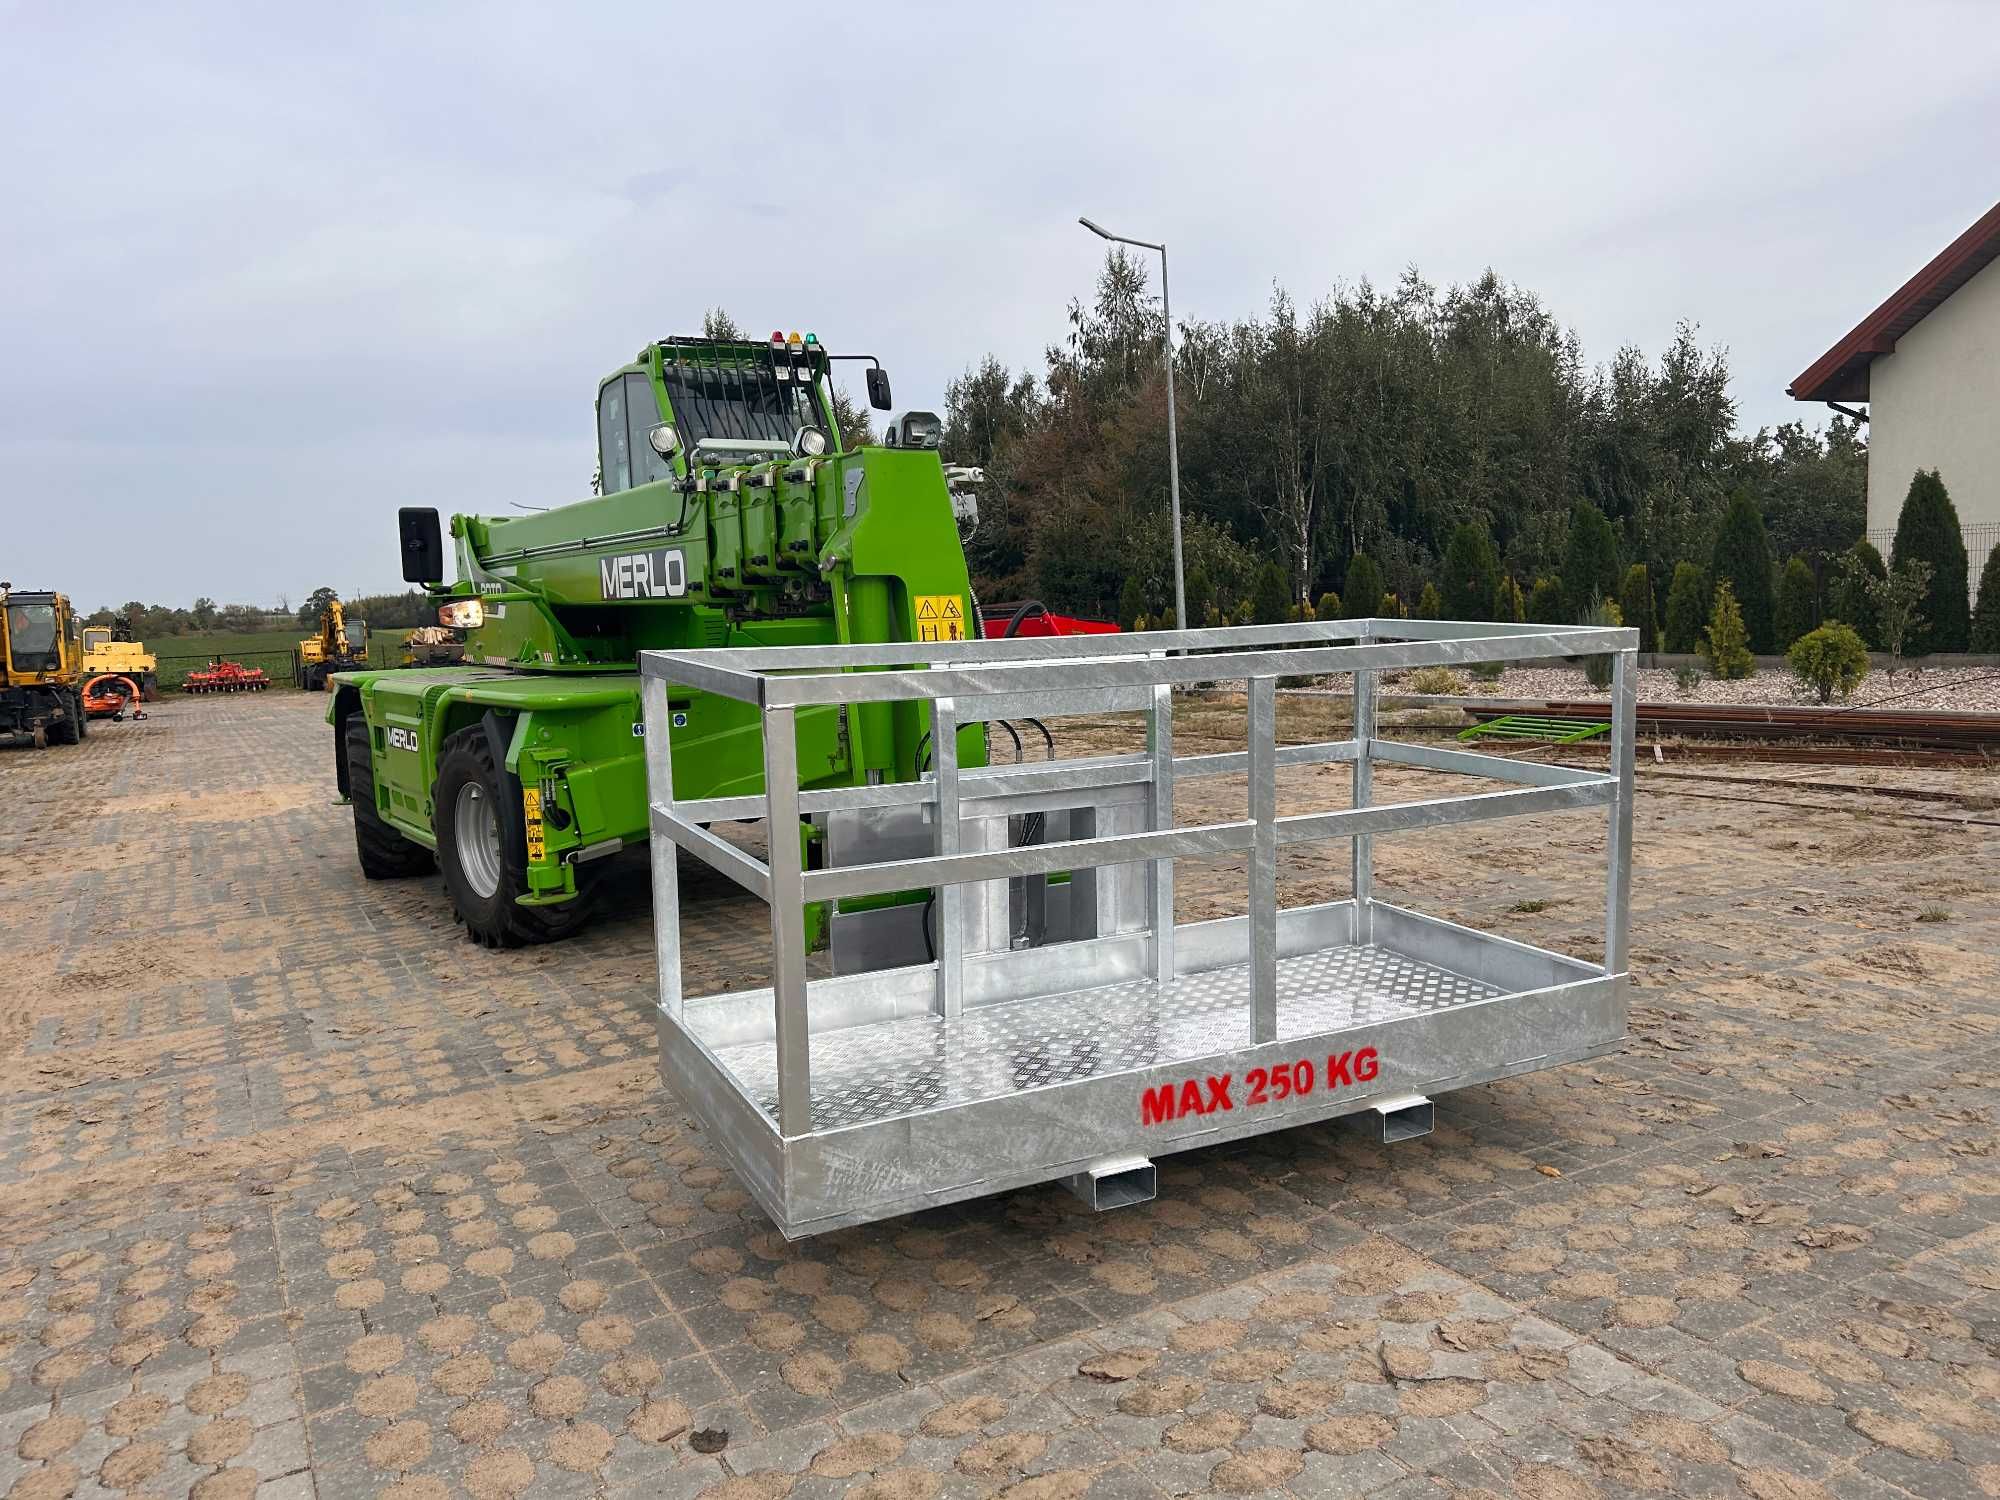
[330,332,987,949]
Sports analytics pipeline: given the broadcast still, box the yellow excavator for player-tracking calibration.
[1,584,88,747]
[80,616,158,701]
[293,598,368,691]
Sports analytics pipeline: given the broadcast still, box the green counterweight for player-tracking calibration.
[329,334,980,947]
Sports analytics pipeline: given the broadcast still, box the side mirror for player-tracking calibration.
[648,423,680,457]
[398,507,444,585]
[865,367,892,411]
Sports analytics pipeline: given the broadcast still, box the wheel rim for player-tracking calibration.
[454,782,503,899]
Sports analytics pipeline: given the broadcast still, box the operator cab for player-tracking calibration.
[595,333,892,495]
[1,591,65,676]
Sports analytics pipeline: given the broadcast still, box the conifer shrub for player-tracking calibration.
[1710,490,1776,653]
[1663,562,1708,653]
[1890,469,1969,653]
[1787,622,1869,704]
[1700,581,1754,680]
[1774,555,1819,651]
[1619,564,1656,652]
[1343,555,1384,619]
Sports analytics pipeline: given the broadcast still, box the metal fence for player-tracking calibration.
[1865,522,1999,602]
[153,637,401,690]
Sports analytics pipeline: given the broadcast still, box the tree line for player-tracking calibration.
[85,589,440,640]
[944,251,1875,647]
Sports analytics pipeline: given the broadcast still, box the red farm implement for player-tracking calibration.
[979,603,1120,640]
[183,659,270,695]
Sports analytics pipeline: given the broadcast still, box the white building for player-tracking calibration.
[1791,200,2000,586]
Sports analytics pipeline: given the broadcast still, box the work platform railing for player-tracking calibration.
[641,618,1637,1237]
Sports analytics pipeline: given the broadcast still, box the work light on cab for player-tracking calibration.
[793,425,829,457]
[438,599,483,629]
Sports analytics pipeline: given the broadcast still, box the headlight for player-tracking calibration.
[648,424,680,457]
[439,599,484,629]
[794,426,829,457]
[893,411,943,449]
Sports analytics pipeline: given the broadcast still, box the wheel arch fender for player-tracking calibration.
[330,683,365,799]
[478,708,531,875]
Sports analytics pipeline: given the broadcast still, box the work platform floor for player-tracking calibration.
[705,945,1501,1132]
[3,691,1998,1499]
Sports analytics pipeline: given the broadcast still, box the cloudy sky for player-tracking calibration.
[5,2,1996,609]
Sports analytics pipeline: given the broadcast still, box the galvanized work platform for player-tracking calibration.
[641,618,1638,1238]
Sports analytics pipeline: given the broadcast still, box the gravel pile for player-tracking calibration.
[1388,663,2000,712]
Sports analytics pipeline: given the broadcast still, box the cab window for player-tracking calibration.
[6,604,59,673]
[598,379,632,494]
[626,373,673,487]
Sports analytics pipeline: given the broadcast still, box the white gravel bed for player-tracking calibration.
[1384,663,2000,712]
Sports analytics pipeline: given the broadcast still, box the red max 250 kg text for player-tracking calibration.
[1139,1046,1381,1126]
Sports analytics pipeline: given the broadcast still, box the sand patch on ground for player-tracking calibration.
[98,784,322,823]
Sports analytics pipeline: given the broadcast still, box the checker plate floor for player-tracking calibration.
[702,943,1500,1131]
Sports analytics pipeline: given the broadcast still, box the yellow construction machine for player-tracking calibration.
[293,598,368,690]
[1,584,88,747]
[80,616,158,701]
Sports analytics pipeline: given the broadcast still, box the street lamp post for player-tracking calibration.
[1080,216,1185,630]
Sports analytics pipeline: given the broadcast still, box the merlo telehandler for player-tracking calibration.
[330,332,985,948]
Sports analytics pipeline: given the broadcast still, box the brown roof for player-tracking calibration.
[1789,199,2000,404]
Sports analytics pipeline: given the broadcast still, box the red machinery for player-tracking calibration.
[183,659,270,694]
[81,674,147,720]
[979,602,1120,640]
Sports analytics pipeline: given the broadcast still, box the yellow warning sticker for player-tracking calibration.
[523,787,545,861]
[914,593,966,643]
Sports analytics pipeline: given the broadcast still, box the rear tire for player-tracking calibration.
[345,719,434,880]
[53,691,82,745]
[431,725,594,947]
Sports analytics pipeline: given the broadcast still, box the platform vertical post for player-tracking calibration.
[1604,649,1636,979]
[1147,682,1175,985]
[1248,674,1278,1044]
[763,705,811,1137]
[931,696,964,1021]
[640,667,682,1021]
[1351,631,1376,945]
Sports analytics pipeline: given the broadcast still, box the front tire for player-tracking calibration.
[53,691,82,745]
[431,725,593,948]
[345,720,433,880]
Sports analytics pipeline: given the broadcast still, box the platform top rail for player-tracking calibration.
[640,617,1637,708]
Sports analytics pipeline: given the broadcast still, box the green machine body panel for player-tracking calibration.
[331,336,980,929]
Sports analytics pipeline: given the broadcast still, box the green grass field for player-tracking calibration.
[154,630,307,660]
[150,629,400,688]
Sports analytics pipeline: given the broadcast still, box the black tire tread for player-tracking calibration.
[345,720,434,879]
[53,691,82,745]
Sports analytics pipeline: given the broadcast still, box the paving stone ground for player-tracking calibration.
[2,691,1997,1500]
